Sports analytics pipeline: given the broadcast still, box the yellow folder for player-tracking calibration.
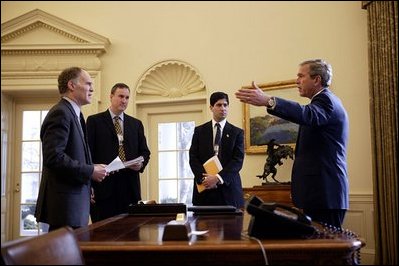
[197,155,223,193]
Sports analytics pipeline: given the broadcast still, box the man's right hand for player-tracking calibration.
[235,81,272,106]
[92,164,107,182]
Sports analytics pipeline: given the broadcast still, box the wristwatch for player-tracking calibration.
[267,97,276,108]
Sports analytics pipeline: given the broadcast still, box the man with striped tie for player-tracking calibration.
[87,83,151,222]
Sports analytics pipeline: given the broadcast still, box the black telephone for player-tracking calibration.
[246,195,316,239]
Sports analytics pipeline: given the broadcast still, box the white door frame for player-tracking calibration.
[136,99,207,201]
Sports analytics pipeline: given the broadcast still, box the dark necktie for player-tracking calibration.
[214,123,221,146]
[214,123,222,156]
[114,116,126,161]
[79,112,92,163]
[79,113,87,139]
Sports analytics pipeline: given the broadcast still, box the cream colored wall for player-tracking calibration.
[1,1,372,194]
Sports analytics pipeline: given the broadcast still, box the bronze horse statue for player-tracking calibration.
[257,140,294,183]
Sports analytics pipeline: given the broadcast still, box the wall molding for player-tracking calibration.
[345,193,375,264]
[1,8,110,112]
[1,9,110,57]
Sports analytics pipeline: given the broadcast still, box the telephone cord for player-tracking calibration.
[241,233,269,265]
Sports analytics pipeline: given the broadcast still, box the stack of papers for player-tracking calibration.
[105,156,144,173]
[124,156,144,167]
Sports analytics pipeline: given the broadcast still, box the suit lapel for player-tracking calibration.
[219,122,231,160]
[101,111,118,137]
[123,116,131,142]
[206,121,214,152]
[61,99,92,163]
[62,100,86,143]
[220,122,232,146]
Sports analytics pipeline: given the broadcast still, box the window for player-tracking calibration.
[158,122,195,204]
[20,110,49,235]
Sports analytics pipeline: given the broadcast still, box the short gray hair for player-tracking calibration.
[58,67,83,94]
[300,59,333,87]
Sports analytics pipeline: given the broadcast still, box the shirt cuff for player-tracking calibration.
[216,174,224,185]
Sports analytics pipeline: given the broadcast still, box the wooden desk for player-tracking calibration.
[75,212,364,265]
[243,184,293,206]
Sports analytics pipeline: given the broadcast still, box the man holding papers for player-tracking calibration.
[189,92,245,208]
[87,83,150,222]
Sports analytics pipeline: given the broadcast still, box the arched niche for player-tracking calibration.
[135,59,207,104]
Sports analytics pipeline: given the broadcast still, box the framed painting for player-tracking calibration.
[243,79,308,154]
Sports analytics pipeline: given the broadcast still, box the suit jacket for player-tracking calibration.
[35,99,93,227]
[268,88,349,210]
[189,121,245,208]
[87,111,150,212]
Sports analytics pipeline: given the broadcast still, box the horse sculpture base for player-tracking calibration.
[243,184,293,206]
[261,181,291,186]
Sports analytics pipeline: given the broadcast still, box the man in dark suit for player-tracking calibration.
[236,59,349,228]
[87,83,150,222]
[190,92,245,209]
[35,67,108,232]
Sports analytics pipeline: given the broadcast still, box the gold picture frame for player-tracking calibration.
[243,79,307,154]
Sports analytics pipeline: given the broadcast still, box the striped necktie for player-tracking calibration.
[114,116,126,161]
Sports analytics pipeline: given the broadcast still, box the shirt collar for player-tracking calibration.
[109,109,124,121]
[213,119,226,130]
[62,96,80,118]
[311,88,327,100]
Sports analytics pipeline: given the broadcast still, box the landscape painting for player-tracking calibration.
[243,79,308,154]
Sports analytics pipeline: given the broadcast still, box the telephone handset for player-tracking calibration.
[260,202,311,225]
[246,195,316,239]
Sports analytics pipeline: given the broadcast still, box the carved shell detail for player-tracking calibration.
[136,60,206,98]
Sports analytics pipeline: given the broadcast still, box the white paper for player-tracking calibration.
[189,230,209,236]
[123,156,144,168]
[105,156,145,173]
[105,156,125,173]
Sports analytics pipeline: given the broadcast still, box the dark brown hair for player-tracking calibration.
[111,83,130,94]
